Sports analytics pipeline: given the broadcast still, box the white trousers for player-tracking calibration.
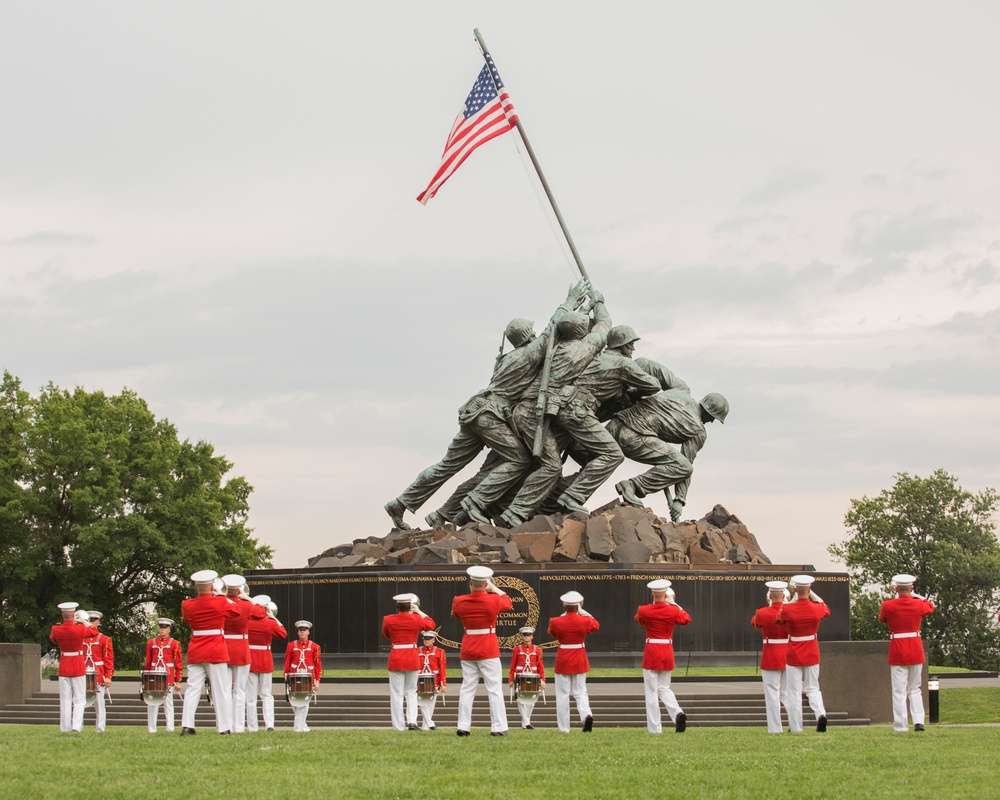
[388,670,419,731]
[246,672,274,731]
[458,658,507,733]
[516,695,538,727]
[229,663,250,733]
[182,662,233,732]
[58,676,86,732]
[418,692,439,730]
[785,664,826,733]
[890,664,925,731]
[91,685,107,732]
[761,669,788,733]
[643,669,683,733]
[555,673,592,733]
[147,688,175,732]
[292,701,311,732]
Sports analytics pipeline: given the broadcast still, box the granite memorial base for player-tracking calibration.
[0,643,41,708]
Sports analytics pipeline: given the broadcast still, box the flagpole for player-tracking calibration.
[473,28,590,284]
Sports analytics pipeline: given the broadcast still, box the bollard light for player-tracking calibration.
[928,676,940,724]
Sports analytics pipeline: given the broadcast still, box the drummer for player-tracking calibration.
[508,626,546,729]
[382,593,436,731]
[284,620,322,732]
[144,618,184,733]
[49,601,100,732]
[83,610,114,733]
[417,630,447,731]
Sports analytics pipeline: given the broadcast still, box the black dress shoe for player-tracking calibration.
[582,716,593,733]
[266,728,274,732]
[219,730,232,735]
[490,731,507,737]
[456,730,470,737]
[180,727,196,736]
[428,725,436,731]
[523,725,534,730]
[407,723,419,730]
[914,724,925,732]
[816,715,827,733]
[675,712,687,733]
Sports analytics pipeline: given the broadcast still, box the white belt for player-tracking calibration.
[224,634,248,640]
[392,644,417,649]
[161,663,174,667]
[646,638,672,645]
[62,651,82,657]
[891,632,920,639]
[192,629,223,636]
[790,635,816,642]
[465,628,495,635]
[559,643,585,650]
[763,638,789,645]
[249,645,270,650]
[92,660,104,666]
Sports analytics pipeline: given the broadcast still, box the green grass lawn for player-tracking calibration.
[2,724,998,799]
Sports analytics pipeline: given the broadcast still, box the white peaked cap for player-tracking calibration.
[520,627,535,634]
[891,574,916,586]
[191,569,218,584]
[560,591,584,605]
[294,620,312,629]
[88,611,102,619]
[251,594,271,606]
[467,565,494,580]
[221,574,245,589]
[408,593,420,605]
[57,602,79,611]
[765,581,789,591]
[157,618,174,626]
[422,630,437,638]
[790,574,815,587]
[647,579,671,591]
[392,593,412,603]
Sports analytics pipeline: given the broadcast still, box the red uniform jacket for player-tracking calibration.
[751,602,788,671]
[223,597,268,666]
[284,640,322,683]
[49,622,100,678]
[382,612,436,671]
[144,637,184,685]
[182,594,241,664]
[777,599,830,667]
[508,644,546,683]
[248,617,287,673]
[548,611,600,675]
[84,633,114,683]
[451,590,512,661]
[418,646,447,689]
[635,602,691,671]
[879,595,935,665]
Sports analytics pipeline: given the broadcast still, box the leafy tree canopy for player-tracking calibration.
[829,470,1000,669]
[0,371,272,663]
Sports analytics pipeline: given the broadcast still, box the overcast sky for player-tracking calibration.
[3,2,998,573]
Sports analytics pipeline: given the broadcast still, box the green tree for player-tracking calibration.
[829,470,1000,670]
[0,371,272,665]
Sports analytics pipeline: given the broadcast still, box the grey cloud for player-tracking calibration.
[935,306,1000,339]
[846,204,979,257]
[953,259,998,291]
[902,160,953,182]
[739,166,825,207]
[862,173,889,189]
[1,231,97,246]
[835,256,909,292]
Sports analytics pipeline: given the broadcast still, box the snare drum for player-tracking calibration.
[85,670,97,707]
[516,672,540,699]
[141,670,168,706]
[286,672,313,708]
[417,674,436,699]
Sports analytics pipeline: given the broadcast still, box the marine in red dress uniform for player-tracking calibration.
[247,598,287,732]
[49,602,99,732]
[417,630,447,730]
[144,618,184,732]
[508,626,546,729]
[382,593,436,731]
[635,580,691,733]
[750,580,790,733]
[776,575,831,733]
[548,591,600,733]
[83,611,114,732]
[878,573,935,732]
[284,620,322,732]
[221,575,268,734]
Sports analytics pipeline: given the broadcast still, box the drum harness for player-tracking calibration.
[84,638,112,705]
[419,650,445,705]
[510,646,546,705]
[286,645,317,705]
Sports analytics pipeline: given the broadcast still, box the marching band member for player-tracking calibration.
[382,592,436,731]
[548,591,600,733]
[180,569,241,735]
[222,575,267,733]
[144,618,183,732]
[284,620,322,732]
[49,602,99,732]
[750,581,790,733]
[247,598,286,732]
[879,573,935,732]
[508,626,546,729]
[451,565,513,736]
[81,610,114,733]
[635,580,691,733]
[417,630,447,730]
[777,574,831,733]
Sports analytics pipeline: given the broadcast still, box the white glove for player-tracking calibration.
[577,607,592,617]
[809,591,823,603]
[486,579,506,596]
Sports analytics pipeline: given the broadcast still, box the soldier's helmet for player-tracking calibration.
[504,318,535,348]
[700,393,730,424]
[607,325,640,350]
[556,311,590,340]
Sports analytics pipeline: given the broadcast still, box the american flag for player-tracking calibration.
[417,54,519,205]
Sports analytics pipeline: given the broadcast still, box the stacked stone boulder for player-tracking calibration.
[308,502,771,568]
